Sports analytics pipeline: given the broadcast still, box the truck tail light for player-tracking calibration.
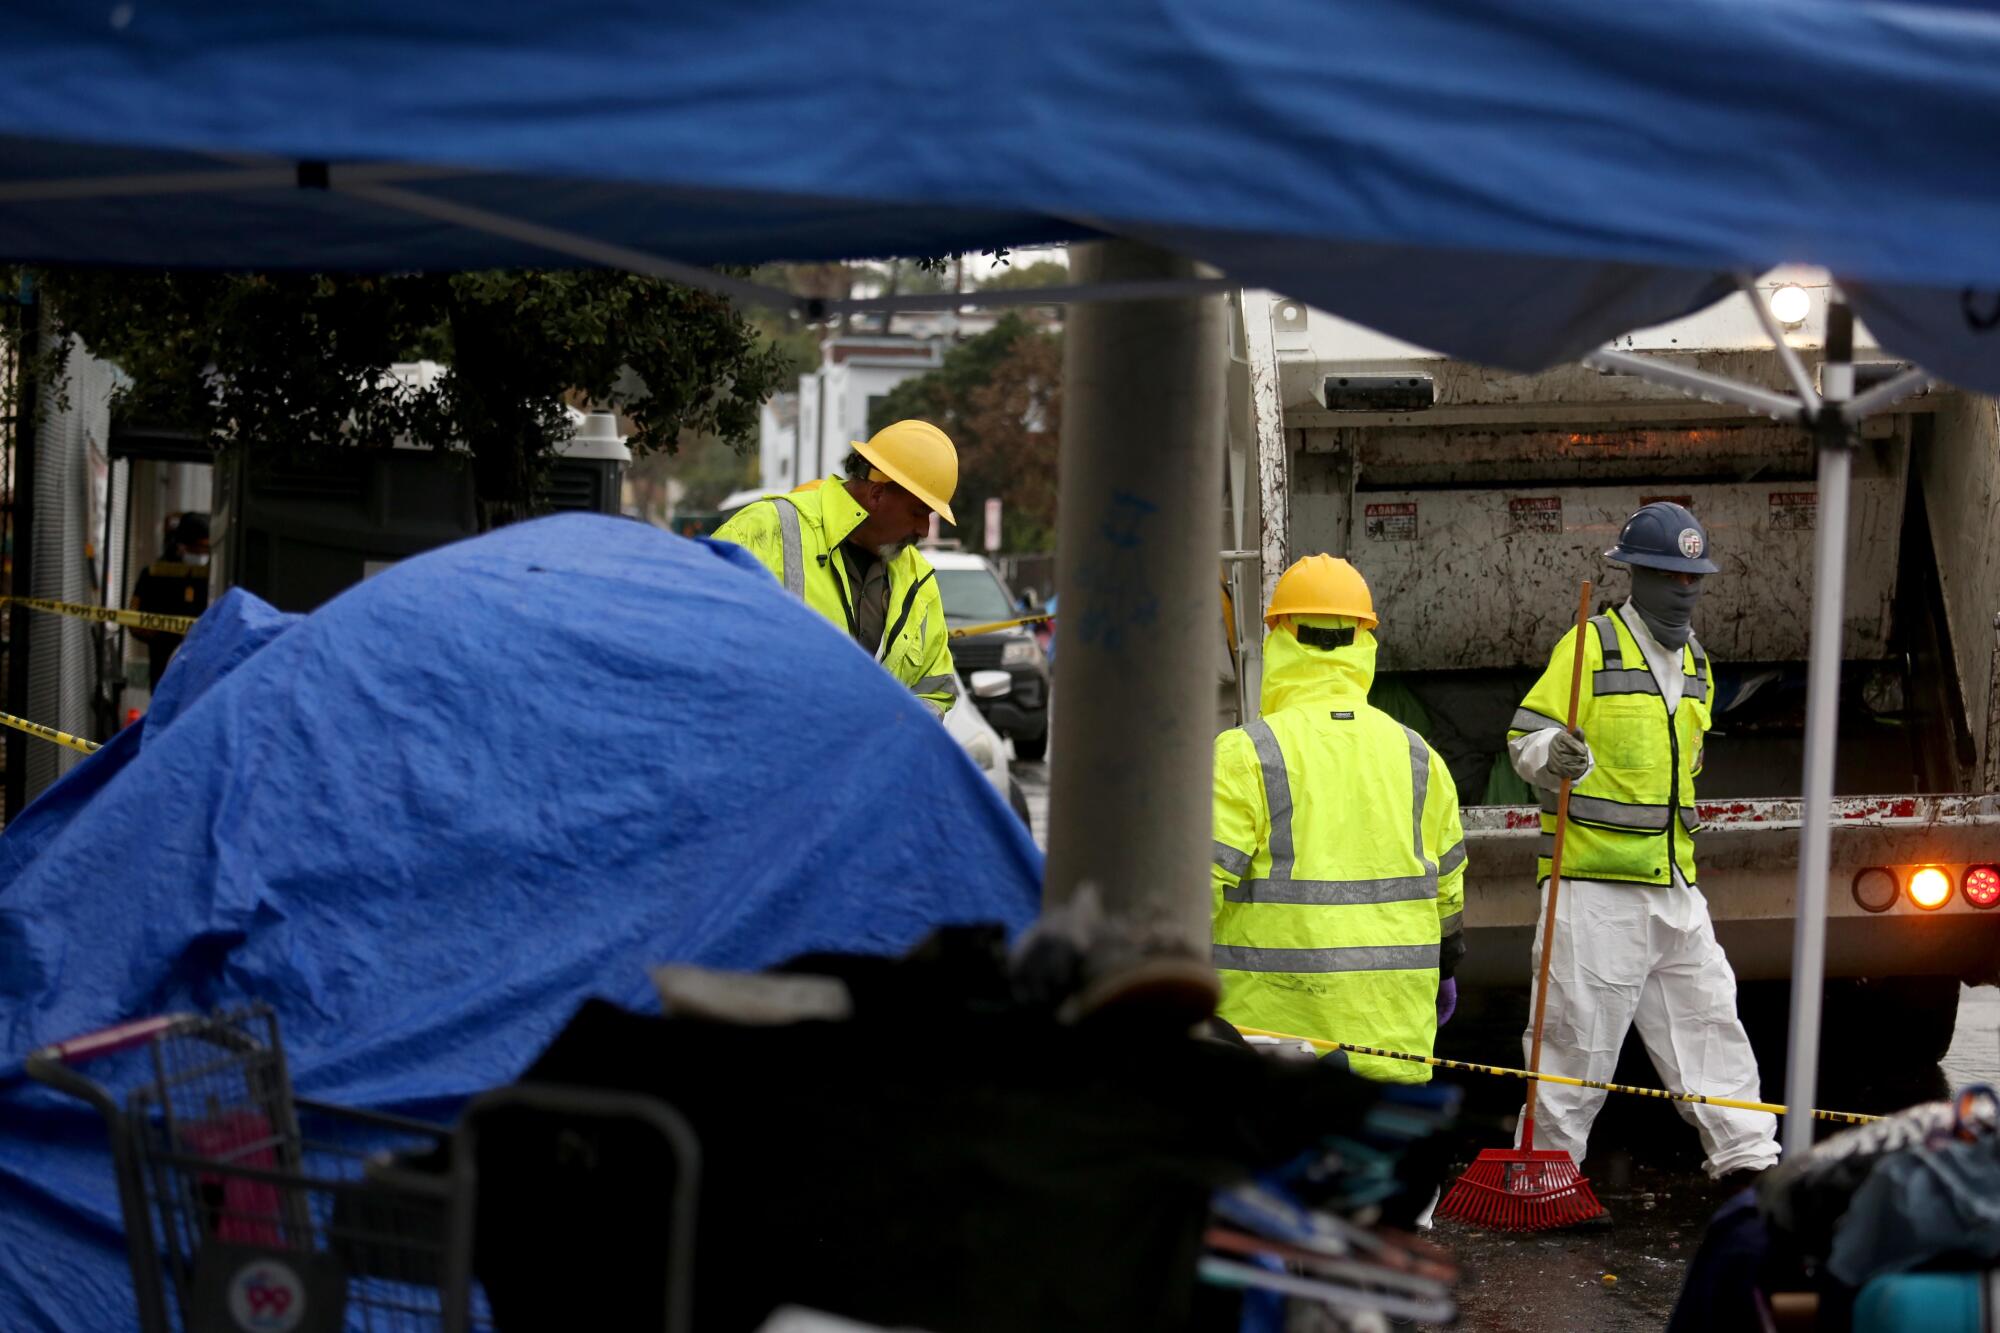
[1908,866,1953,911]
[1851,866,1898,913]
[1964,865,2000,910]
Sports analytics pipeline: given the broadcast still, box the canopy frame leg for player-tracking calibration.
[1781,295,1858,1158]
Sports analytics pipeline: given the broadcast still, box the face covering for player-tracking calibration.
[1629,567,1702,649]
[183,551,211,569]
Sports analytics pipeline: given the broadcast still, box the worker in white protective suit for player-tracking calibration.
[1506,501,1781,1202]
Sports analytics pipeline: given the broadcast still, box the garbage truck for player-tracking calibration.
[1222,272,2000,1059]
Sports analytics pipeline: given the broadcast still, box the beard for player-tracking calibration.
[875,537,917,561]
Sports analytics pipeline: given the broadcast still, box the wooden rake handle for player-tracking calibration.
[1522,580,1593,1149]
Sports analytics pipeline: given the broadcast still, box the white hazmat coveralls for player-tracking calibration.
[1509,600,1781,1180]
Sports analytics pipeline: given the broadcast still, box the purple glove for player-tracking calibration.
[1436,977,1458,1027]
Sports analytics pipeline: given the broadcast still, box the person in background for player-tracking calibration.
[1506,501,1779,1201]
[713,421,959,718]
[130,511,211,691]
[1211,555,1467,1082]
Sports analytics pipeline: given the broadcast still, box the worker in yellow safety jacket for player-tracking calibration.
[1212,555,1467,1083]
[713,420,959,717]
[1506,500,1779,1191]
[130,511,212,691]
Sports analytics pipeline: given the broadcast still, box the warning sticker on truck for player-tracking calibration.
[1507,497,1562,534]
[1364,502,1418,542]
[1768,492,1817,531]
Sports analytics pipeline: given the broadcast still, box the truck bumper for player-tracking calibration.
[1456,795,2000,987]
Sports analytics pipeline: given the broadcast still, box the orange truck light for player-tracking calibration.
[1964,865,2000,910]
[1908,866,1953,911]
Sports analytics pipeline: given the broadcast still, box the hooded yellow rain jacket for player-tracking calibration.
[1212,619,1467,1082]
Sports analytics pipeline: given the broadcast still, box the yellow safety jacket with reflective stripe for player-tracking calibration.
[713,478,957,716]
[1212,621,1468,1083]
[1507,608,1712,887]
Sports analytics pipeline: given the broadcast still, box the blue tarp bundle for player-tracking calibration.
[0,514,1043,1330]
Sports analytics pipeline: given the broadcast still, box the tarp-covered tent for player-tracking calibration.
[0,515,1042,1328]
[0,0,1998,389]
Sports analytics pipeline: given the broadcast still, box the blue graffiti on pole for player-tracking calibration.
[1098,491,1158,549]
[1077,491,1161,652]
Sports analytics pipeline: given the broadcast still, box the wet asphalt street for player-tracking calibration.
[1428,986,1998,1331]
[1012,758,2000,1331]
[1017,756,1050,847]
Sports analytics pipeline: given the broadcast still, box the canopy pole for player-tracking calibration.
[1782,294,1856,1159]
[1581,348,1804,421]
[335,180,795,310]
[1736,274,1822,413]
[1045,241,1225,972]
[1843,367,1933,420]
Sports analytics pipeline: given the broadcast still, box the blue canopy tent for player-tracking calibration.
[0,0,1996,386]
[1,0,1999,1324]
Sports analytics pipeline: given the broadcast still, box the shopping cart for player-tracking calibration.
[27,1003,484,1333]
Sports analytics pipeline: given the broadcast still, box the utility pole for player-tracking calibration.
[1045,241,1225,979]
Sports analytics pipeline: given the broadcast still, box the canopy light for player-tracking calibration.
[1768,284,1812,326]
[1908,865,1952,910]
[1964,865,2000,910]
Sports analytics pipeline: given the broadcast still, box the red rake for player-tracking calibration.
[1438,579,1604,1233]
[1439,1147,1602,1233]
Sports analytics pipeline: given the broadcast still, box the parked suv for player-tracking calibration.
[928,550,1051,762]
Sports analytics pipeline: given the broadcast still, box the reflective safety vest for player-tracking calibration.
[1212,623,1467,1083]
[714,478,957,716]
[129,559,210,644]
[1507,607,1712,888]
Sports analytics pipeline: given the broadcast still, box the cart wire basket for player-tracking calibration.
[27,1003,488,1333]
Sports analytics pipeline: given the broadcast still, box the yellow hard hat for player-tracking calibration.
[853,419,958,525]
[1264,554,1377,630]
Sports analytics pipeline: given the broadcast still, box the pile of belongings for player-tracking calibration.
[443,922,1463,1332]
[1668,1085,2000,1333]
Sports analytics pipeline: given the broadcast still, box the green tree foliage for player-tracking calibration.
[858,259,954,299]
[869,315,1061,551]
[977,258,1069,292]
[625,432,759,524]
[30,268,793,523]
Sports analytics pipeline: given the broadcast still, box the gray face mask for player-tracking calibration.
[1629,567,1703,649]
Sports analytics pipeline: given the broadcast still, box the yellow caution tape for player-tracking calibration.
[0,710,101,755]
[1234,1024,1880,1126]
[949,612,1054,639]
[2,595,197,635]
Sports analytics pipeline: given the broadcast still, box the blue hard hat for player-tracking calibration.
[1603,501,1720,574]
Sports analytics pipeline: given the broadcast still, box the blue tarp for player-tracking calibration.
[0,1,1999,387]
[0,514,1043,1329]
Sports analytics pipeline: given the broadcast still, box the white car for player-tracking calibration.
[925,549,1050,762]
[945,668,1033,826]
